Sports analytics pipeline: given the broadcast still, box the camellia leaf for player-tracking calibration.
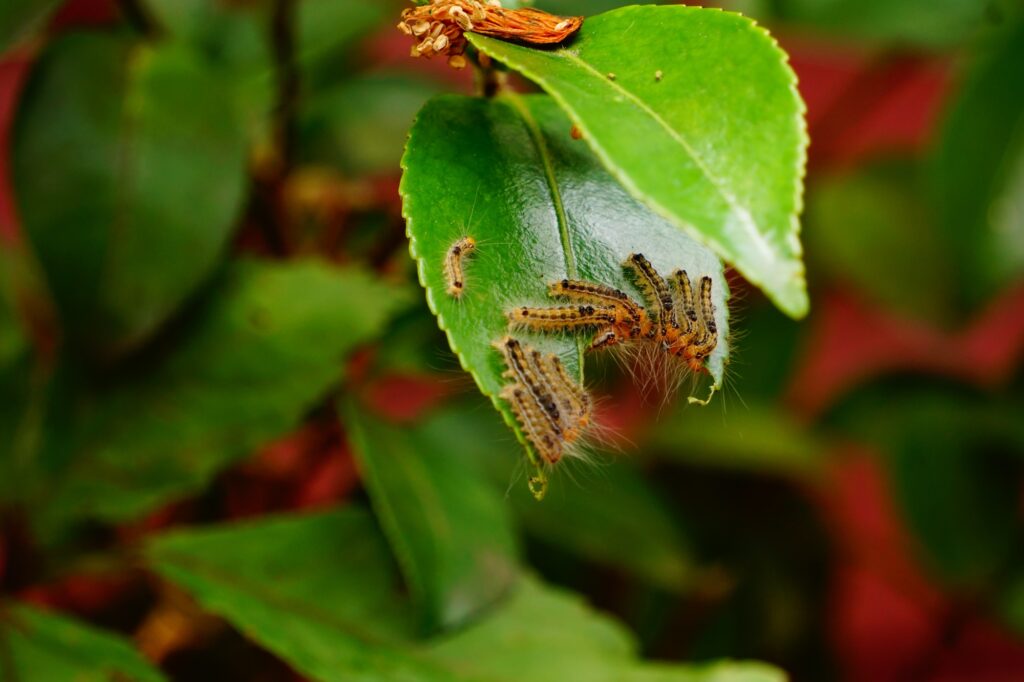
[0,602,167,681]
[467,6,809,319]
[402,94,730,486]
[12,33,249,356]
[148,508,785,682]
[345,402,519,632]
[26,259,409,537]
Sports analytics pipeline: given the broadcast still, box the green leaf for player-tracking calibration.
[646,402,822,479]
[509,459,693,591]
[28,259,408,536]
[467,6,808,319]
[298,73,446,176]
[836,390,1024,589]
[12,33,249,356]
[345,402,519,632]
[0,602,166,681]
[148,508,785,682]
[806,160,956,323]
[771,0,1017,49]
[930,17,1024,307]
[0,0,60,53]
[402,94,730,475]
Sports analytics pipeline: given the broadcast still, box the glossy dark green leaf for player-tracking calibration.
[0,602,167,681]
[930,17,1024,307]
[468,6,808,318]
[402,94,730,479]
[298,74,446,176]
[646,402,822,479]
[0,0,60,52]
[28,259,408,536]
[345,403,519,632]
[12,33,249,356]
[148,508,785,682]
[806,160,955,323]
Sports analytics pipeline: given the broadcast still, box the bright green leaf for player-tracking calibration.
[931,17,1024,306]
[402,94,730,477]
[345,402,519,632]
[12,33,249,357]
[0,0,60,53]
[468,6,808,318]
[28,259,408,537]
[0,602,166,681]
[148,508,785,682]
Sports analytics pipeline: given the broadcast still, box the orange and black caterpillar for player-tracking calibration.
[496,337,594,464]
[507,254,719,373]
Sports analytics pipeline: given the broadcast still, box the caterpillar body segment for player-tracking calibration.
[547,279,644,322]
[444,236,476,298]
[501,385,563,464]
[495,337,563,436]
[625,253,677,338]
[508,304,621,331]
[529,349,591,443]
[682,276,718,372]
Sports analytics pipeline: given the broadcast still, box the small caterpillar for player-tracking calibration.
[496,337,563,436]
[529,348,591,443]
[501,385,563,464]
[497,337,595,465]
[626,253,677,338]
[508,304,621,330]
[444,236,476,298]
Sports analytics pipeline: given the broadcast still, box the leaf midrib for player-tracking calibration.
[555,47,776,262]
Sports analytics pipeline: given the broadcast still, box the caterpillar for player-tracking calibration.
[507,304,622,331]
[626,253,677,339]
[495,337,563,436]
[444,236,476,298]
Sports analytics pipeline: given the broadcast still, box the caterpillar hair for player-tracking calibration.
[444,236,476,298]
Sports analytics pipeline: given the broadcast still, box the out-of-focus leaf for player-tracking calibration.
[345,403,519,632]
[298,73,445,176]
[647,402,822,479]
[469,6,809,318]
[406,403,695,592]
[0,602,167,681]
[509,459,693,592]
[772,0,1017,49]
[12,33,249,357]
[931,17,1024,306]
[0,0,60,53]
[807,160,955,323]
[837,390,1024,589]
[0,251,25,369]
[28,259,408,537]
[403,94,730,479]
[144,0,274,141]
[1002,568,1024,636]
[149,508,785,682]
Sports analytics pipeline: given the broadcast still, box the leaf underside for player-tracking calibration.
[401,94,730,469]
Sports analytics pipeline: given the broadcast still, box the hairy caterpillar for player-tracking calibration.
[444,236,477,298]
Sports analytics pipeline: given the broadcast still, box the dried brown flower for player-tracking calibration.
[397,0,583,69]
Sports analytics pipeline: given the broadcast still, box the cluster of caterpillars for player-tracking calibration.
[442,240,719,475]
[495,337,592,465]
[509,253,719,373]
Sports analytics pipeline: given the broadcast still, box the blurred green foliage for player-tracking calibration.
[1,0,1023,680]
